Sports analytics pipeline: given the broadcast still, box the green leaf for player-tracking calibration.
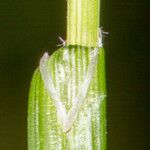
[28,46,106,150]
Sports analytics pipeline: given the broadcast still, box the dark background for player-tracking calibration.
[0,0,150,149]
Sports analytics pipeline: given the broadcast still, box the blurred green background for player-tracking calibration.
[0,0,149,149]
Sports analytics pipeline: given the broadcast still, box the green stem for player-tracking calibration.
[67,0,100,47]
[28,0,106,149]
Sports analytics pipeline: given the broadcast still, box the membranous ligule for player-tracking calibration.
[28,45,106,150]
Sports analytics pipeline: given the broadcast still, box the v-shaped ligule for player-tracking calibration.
[39,48,99,133]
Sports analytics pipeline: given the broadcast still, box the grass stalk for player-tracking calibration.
[28,0,106,149]
[67,0,100,47]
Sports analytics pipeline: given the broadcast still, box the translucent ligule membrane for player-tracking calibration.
[28,45,106,150]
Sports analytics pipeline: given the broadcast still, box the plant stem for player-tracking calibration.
[28,0,107,149]
[67,0,100,47]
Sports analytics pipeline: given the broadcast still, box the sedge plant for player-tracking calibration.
[28,0,106,149]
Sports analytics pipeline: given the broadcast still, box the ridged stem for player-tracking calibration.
[67,0,100,47]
